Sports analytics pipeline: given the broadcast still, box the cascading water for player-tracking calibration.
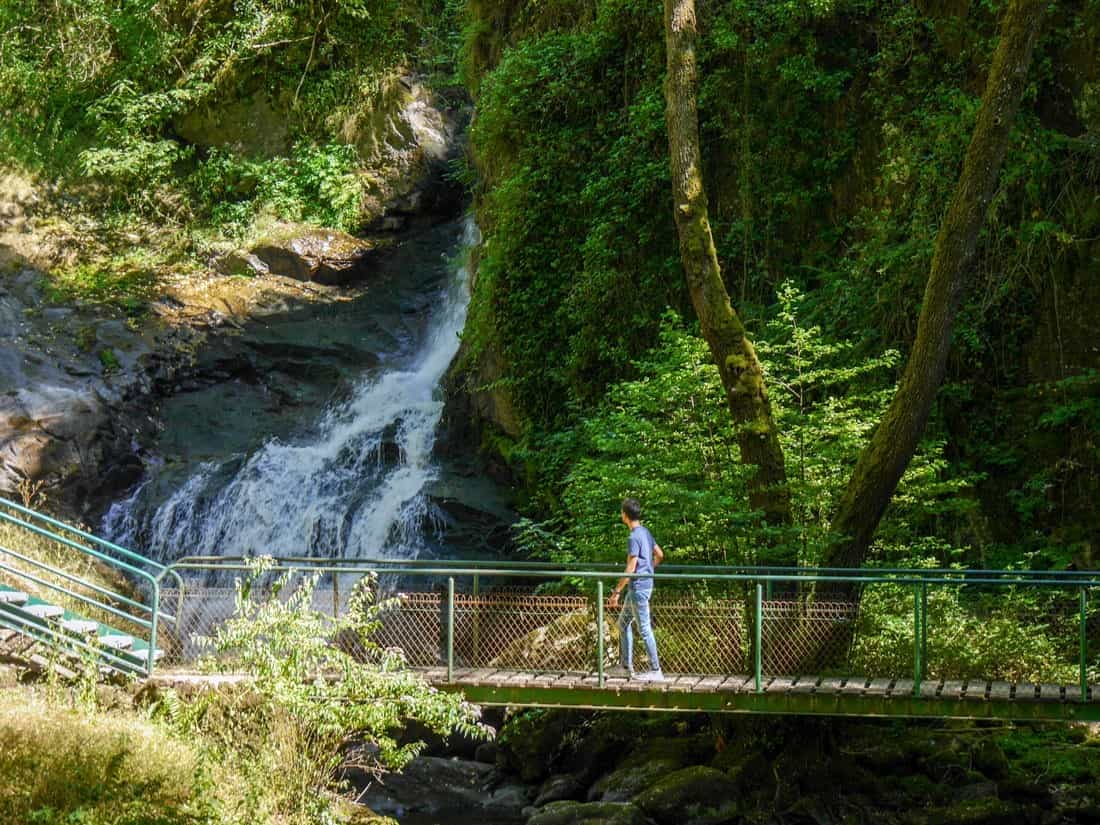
[103,218,479,563]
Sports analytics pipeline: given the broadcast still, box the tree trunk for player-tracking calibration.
[663,0,791,531]
[825,0,1048,570]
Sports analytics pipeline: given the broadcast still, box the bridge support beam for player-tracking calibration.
[440,683,1100,722]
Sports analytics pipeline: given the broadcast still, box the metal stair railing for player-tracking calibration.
[0,496,182,675]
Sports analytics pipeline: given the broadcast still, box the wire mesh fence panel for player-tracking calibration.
[616,598,745,675]
[916,585,1083,684]
[763,599,860,678]
[160,587,237,666]
[373,592,445,667]
[459,592,592,672]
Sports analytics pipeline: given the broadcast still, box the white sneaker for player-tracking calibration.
[604,665,632,678]
[634,669,665,683]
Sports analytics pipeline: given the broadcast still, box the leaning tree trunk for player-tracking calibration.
[663,0,791,532]
[825,0,1048,571]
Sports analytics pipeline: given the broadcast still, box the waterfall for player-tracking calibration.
[103,219,478,562]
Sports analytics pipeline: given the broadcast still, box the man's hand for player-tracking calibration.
[608,590,620,609]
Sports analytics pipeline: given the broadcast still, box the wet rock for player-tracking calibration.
[534,774,586,808]
[632,766,739,825]
[475,741,499,764]
[354,756,528,820]
[588,759,685,804]
[216,250,270,278]
[528,801,657,825]
[497,710,585,784]
[251,228,380,285]
[971,739,1010,780]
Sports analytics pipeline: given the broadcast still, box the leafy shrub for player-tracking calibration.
[151,559,488,822]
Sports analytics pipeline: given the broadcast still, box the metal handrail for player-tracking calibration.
[0,498,175,675]
[170,554,1100,582]
[164,558,1100,588]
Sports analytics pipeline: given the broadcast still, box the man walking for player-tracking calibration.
[607,498,664,682]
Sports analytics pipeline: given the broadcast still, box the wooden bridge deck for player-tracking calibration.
[420,667,1100,722]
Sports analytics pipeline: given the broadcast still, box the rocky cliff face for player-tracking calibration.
[0,77,472,519]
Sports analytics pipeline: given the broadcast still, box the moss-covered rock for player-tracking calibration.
[632,766,739,825]
[250,226,381,284]
[527,801,656,825]
[588,758,685,804]
[903,798,1041,825]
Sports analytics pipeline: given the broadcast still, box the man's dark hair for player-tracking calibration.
[621,498,642,521]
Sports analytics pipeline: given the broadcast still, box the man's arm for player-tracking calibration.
[654,544,664,567]
[608,555,638,607]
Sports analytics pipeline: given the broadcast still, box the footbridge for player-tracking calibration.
[0,496,1097,721]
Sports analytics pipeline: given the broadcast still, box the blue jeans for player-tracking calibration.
[618,588,660,672]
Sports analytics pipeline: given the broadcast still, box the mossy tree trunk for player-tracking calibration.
[825,0,1048,570]
[663,0,792,533]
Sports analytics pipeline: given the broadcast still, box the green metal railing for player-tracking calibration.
[162,556,1098,701]
[0,497,182,675]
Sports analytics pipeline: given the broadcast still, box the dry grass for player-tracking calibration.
[0,687,215,824]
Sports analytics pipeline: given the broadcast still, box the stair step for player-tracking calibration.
[24,603,64,620]
[61,619,99,635]
[98,635,134,651]
[0,589,29,606]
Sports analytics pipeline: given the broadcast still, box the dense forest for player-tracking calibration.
[1,0,1097,574]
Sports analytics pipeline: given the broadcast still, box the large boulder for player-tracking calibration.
[249,227,380,285]
[631,766,739,825]
[528,801,656,825]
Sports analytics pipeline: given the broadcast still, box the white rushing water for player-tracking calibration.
[103,219,477,562]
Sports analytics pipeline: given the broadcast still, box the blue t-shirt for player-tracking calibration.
[628,525,657,596]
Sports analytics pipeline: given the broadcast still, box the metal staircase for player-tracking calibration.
[0,497,178,677]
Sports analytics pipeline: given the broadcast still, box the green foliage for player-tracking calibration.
[465,0,1100,561]
[549,291,976,567]
[154,558,487,821]
[191,143,364,233]
[850,562,1082,683]
[0,0,461,229]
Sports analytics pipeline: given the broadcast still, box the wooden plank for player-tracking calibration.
[458,668,498,684]
[1064,684,1085,703]
[669,675,703,692]
[919,678,942,699]
[1014,682,1038,701]
[989,682,1012,702]
[530,671,566,685]
[815,677,845,696]
[839,677,870,696]
[939,680,965,699]
[1037,683,1065,703]
[717,675,753,692]
[865,678,893,697]
[967,680,991,701]
[890,679,914,698]
[765,677,795,694]
[693,675,726,692]
[789,676,820,694]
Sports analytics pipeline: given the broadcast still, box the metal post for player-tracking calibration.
[332,574,340,618]
[1081,587,1089,703]
[913,584,922,697]
[148,585,160,676]
[472,573,481,665]
[597,580,605,688]
[920,582,928,678]
[446,577,455,684]
[754,583,763,694]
